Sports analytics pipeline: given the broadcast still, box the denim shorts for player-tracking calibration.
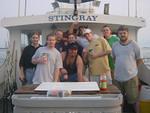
[61,73,78,82]
[25,68,35,84]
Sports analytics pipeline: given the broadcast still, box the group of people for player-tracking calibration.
[19,23,143,113]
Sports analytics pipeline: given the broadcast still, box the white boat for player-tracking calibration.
[0,0,149,112]
[0,0,147,88]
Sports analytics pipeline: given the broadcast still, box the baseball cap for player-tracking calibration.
[83,28,92,35]
[68,43,78,50]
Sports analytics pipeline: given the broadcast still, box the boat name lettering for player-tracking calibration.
[48,15,98,21]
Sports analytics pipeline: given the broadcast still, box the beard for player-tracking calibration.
[120,36,128,43]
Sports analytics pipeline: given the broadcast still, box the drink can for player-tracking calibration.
[42,53,48,64]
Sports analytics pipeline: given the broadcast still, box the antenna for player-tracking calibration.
[18,0,20,16]
[128,0,130,16]
[135,0,137,17]
[24,0,27,16]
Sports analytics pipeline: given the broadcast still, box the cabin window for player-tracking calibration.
[20,31,42,51]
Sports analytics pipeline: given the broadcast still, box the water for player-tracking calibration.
[142,47,150,58]
[141,47,150,67]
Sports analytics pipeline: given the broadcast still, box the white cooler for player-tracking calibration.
[12,94,123,113]
[140,85,150,100]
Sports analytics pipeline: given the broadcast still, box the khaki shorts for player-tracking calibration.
[90,71,112,85]
[114,76,139,104]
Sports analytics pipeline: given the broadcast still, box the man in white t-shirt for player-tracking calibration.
[32,34,63,84]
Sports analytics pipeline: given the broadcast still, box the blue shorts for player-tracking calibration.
[25,68,35,84]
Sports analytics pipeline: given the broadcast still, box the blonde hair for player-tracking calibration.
[46,34,56,41]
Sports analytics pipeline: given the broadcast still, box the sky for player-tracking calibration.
[0,0,150,47]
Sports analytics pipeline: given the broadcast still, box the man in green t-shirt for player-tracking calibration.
[102,25,119,79]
